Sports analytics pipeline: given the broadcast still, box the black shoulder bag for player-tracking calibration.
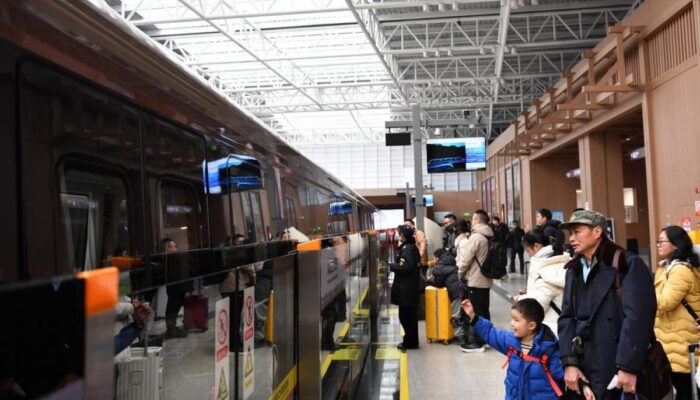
[611,249,672,400]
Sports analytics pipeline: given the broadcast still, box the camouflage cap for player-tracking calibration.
[559,209,607,230]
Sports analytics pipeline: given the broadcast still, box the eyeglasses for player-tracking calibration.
[656,240,671,246]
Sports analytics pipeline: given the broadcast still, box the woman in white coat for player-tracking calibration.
[514,229,570,335]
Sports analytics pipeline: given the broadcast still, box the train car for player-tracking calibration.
[0,1,375,399]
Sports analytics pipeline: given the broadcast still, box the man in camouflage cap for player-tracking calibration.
[557,210,658,399]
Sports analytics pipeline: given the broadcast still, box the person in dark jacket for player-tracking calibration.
[557,210,657,399]
[428,248,460,302]
[391,224,421,350]
[509,220,526,274]
[536,208,565,248]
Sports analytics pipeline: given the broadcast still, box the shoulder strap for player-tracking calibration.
[550,301,561,316]
[682,299,700,323]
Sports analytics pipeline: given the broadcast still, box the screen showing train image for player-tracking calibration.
[426,137,486,173]
[411,194,434,207]
[204,155,263,194]
[329,201,353,215]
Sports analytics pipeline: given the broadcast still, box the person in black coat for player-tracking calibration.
[509,220,526,274]
[390,224,421,350]
[557,210,656,399]
[428,248,460,302]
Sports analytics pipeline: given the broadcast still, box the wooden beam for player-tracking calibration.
[582,85,643,93]
[544,117,590,124]
[558,103,613,111]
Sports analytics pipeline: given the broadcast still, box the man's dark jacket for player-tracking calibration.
[542,219,565,247]
[557,237,656,399]
[429,252,460,301]
[509,227,525,251]
[390,240,421,307]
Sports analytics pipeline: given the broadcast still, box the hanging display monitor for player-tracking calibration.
[411,194,434,207]
[329,201,353,215]
[205,155,263,194]
[426,137,486,173]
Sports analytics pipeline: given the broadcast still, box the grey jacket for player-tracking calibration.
[457,224,494,289]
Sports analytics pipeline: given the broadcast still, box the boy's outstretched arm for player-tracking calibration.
[462,300,513,354]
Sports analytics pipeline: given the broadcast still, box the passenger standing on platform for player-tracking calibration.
[162,238,191,339]
[442,214,457,252]
[509,221,526,274]
[391,224,421,350]
[457,209,494,353]
[514,229,570,336]
[557,210,656,399]
[536,208,565,247]
[220,236,256,352]
[653,226,700,400]
[404,219,428,267]
[462,298,565,399]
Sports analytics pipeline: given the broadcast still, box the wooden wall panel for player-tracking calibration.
[623,157,651,249]
[528,157,580,231]
[646,64,700,235]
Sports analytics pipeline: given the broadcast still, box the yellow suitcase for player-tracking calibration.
[425,286,454,345]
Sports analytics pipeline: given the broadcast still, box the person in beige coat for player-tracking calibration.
[515,229,570,336]
[457,210,493,353]
[654,225,700,400]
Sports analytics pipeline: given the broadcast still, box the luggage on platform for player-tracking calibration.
[425,286,454,345]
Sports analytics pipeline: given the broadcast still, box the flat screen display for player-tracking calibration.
[205,155,263,194]
[411,194,434,207]
[329,201,353,215]
[426,137,486,173]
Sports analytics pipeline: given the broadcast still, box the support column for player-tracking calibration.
[412,104,425,231]
[578,133,627,246]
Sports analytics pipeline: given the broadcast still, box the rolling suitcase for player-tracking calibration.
[183,292,209,332]
[425,286,454,345]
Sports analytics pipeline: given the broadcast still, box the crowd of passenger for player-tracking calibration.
[390,208,700,399]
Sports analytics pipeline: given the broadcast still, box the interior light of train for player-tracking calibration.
[179,226,188,230]
[630,147,645,160]
[166,205,193,214]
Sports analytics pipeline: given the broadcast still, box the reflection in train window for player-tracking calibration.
[241,191,266,242]
[159,181,199,252]
[58,169,130,271]
[285,196,297,227]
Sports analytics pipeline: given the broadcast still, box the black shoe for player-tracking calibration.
[397,343,419,351]
[165,326,188,339]
[460,343,485,353]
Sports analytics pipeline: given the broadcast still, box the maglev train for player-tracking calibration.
[0,1,376,398]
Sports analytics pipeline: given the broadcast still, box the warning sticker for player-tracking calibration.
[375,348,401,360]
[217,369,228,400]
[333,348,361,361]
[242,287,255,399]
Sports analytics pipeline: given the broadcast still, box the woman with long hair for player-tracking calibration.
[515,228,570,335]
[654,225,700,399]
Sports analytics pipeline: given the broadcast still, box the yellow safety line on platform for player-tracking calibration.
[338,322,350,339]
[352,287,369,316]
[321,353,333,378]
[400,352,409,400]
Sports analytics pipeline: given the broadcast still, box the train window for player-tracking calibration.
[58,168,130,271]
[143,116,207,251]
[20,61,144,277]
[285,196,297,227]
[205,141,238,247]
[159,180,199,251]
[240,192,258,242]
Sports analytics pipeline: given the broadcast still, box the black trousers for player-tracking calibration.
[165,290,186,326]
[223,291,245,351]
[510,248,525,274]
[465,287,490,345]
[398,306,419,348]
[672,372,697,400]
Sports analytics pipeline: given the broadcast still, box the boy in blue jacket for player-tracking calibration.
[462,298,565,399]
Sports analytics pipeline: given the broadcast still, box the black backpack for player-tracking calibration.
[474,233,508,279]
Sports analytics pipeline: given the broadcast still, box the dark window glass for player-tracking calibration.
[143,117,207,251]
[58,169,130,271]
[19,61,144,277]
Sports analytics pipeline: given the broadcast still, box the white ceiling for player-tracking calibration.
[102,0,643,144]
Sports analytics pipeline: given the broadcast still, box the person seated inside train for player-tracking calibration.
[462,298,565,400]
[114,297,152,355]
